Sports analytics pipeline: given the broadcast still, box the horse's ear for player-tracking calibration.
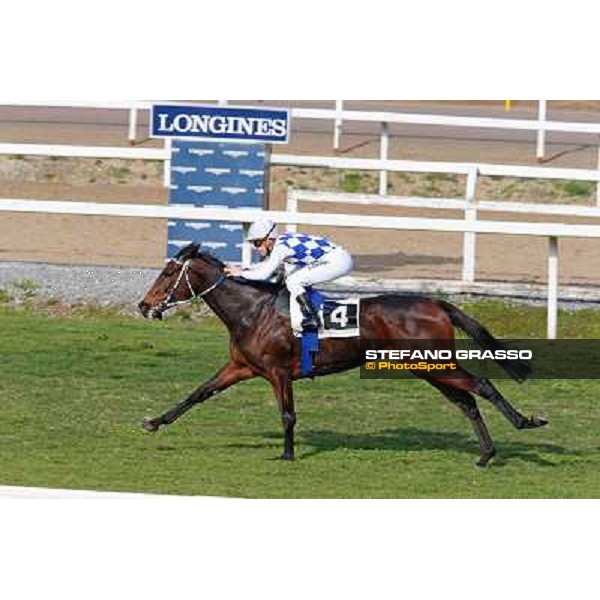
[175,242,202,260]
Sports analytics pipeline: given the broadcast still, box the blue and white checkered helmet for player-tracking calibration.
[246,218,278,242]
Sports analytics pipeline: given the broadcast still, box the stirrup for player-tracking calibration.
[297,292,321,330]
[301,314,320,330]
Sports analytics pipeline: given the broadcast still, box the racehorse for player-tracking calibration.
[138,243,547,467]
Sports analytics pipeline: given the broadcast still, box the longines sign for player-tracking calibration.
[150,103,290,144]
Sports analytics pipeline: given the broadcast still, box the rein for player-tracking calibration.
[160,258,225,311]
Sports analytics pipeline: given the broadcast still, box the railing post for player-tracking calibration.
[128,104,138,145]
[547,236,559,339]
[462,166,478,283]
[333,100,343,151]
[379,122,389,196]
[163,138,172,188]
[286,189,298,233]
[596,141,600,207]
[536,100,548,162]
[241,222,252,268]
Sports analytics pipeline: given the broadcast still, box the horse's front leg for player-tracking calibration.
[142,361,255,432]
[267,370,296,460]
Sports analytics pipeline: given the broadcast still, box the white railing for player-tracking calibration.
[272,153,600,183]
[2,142,599,206]
[326,101,564,156]
[2,142,599,295]
[271,155,600,249]
[2,198,600,339]
[2,142,598,184]
[287,188,600,284]
[0,101,154,145]
[271,154,600,208]
[0,142,172,187]
[0,142,166,160]
[3,100,599,162]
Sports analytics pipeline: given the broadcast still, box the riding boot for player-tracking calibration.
[296,292,321,330]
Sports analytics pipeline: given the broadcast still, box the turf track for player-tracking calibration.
[2,302,600,498]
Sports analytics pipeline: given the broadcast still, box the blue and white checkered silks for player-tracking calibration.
[276,233,336,267]
[167,140,267,262]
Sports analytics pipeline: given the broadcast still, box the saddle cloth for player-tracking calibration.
[288,289,361,339]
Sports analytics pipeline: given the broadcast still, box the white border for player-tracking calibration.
[3,2,597,598]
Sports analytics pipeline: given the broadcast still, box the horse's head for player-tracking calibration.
[138,243,225,320]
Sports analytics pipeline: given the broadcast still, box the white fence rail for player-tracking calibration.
[295,100,600,163]
[4,142,599,182]
[2,100,600,161]
[2,142,600,206]
[0,142,166,160]
[0,101,154,145]
[2,125,600,338]
[2,198,600,339]
[0,142,172,186]
[272,153,600,183]
[271,153,600,210]
[288,188,600,284]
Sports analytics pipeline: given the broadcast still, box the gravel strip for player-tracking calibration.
[0,262,160,307]
[1,261,600,312]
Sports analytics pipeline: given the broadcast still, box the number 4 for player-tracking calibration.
[330,305,349,328]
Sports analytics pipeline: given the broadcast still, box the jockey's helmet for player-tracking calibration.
[246,218,278,242]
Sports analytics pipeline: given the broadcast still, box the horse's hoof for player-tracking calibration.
[142,417,160,432]
[526,415,548,429]
[476,448,496,468]
[280,453,295,461]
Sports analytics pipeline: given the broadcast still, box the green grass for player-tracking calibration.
[553,180,595,198]
[341,171,364,193]
[2,301,600,498]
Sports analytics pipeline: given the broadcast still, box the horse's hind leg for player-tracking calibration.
[431,381,496,467]
[267,370,296,461]
[142,361,254,432]
[429,364,547,431]
[475,378,548,430]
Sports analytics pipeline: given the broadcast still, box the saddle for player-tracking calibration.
[274,287,360,339]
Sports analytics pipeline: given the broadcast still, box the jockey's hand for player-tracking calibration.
[224,264,243,277]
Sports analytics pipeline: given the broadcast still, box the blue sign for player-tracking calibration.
[151,103,290,144]
[167,140,267,263]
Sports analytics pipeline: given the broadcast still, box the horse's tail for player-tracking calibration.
[436,299,531,383]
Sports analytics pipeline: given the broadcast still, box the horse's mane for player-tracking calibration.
[177,243,283,295]
[229,277,282,294]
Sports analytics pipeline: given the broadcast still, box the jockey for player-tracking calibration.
[224,218,353,330]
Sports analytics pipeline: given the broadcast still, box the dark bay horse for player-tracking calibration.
[138,243,547,467]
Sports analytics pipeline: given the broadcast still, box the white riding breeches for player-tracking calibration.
[286,247,353,297]
[286,247,353,332]
[286,248,353,298]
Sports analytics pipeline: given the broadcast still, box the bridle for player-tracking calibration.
[158,257,225,312]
